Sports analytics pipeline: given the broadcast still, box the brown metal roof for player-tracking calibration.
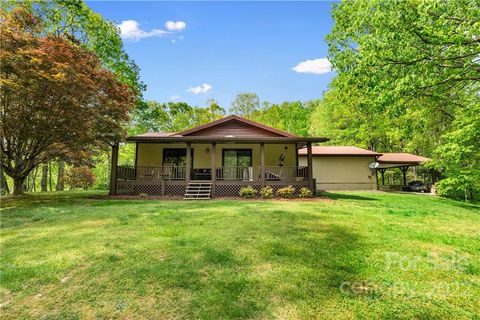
[377,153,430,164]
[134,132,178,138]
[298,146,381,156]
[127,115,326,143]
[175,115,298,138]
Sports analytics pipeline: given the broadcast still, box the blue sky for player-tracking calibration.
[88,1,336,108]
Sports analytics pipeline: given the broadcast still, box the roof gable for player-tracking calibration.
[176,115,297,138]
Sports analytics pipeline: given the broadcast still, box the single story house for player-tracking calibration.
[298,146,381,190]
[109,115,328,199]
[109,115,431,197]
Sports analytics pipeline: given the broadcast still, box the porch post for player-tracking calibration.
[295,144,299,167]
[211,142,216,198]
[134,142,139,180]
[134,142,138,167]
[307,142,314,191]
[185,142,191,186]
[379,168,386,186]
[109,143,119,195]
[260,142,265,188]
[430,169,436,184]
[400,166,408,185]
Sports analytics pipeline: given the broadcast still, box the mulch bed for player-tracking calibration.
[90,195,333,202]
[214,197,333,202]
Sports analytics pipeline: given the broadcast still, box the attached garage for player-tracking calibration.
[298,146,381,190]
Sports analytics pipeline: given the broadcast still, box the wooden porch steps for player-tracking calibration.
[184,181,212,200]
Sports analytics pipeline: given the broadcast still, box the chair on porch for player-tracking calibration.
[265,171,281,181]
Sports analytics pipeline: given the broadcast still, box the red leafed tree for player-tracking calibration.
[0,7,137,195]
[65,166,96,190]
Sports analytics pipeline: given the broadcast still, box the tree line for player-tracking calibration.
[318,0,479,201]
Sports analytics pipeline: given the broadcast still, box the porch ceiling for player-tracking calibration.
[377,162,424,169]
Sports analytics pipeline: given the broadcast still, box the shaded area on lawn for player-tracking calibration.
[318,191,379,201]
[1,191,479,319]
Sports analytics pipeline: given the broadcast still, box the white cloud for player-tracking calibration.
[171,35,185,44]
[117,20,168,40]
[169,95,182,102]
[187,83,212,95]
[166,21,186,31]
[292,58,332,74]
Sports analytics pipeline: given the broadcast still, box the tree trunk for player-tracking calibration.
[1,166,10,195]
[13,176,25,195]
[48,162,53,191]
[56,160,65,191]
[32,167,38,192]
[41,164,48,192]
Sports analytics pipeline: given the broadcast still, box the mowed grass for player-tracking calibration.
[0,191,479,319]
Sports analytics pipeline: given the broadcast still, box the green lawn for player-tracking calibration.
[1,191,479,319]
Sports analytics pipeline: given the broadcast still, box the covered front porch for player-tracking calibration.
[109,137,322,198]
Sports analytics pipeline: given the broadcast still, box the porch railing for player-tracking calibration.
[264,166,308,182]
[216,166,308,181]
[117,165,186,181]
[117,165,308,182]
[216,166,260,181]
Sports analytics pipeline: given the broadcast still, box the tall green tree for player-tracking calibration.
[251,100,316,136]
[230,93,260,117]
[4,0,144,94]
[0,7,136,194]
[202,98,226,122]
[1,1,144,195]
[324,0,479,200]
[131,100,225,134]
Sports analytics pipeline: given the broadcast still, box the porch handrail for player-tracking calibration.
[117,165,308,182]
[117,165,186,181]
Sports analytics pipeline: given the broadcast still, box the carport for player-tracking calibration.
[376,153,431,186]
